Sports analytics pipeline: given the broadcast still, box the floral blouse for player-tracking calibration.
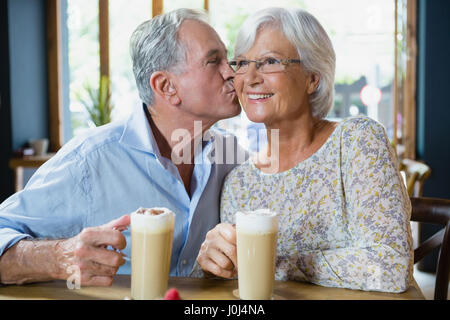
[220,116,413,293]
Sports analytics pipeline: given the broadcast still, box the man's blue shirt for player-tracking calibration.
[0,105,244,276]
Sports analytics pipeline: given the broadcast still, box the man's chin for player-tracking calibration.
[221,102,242,119]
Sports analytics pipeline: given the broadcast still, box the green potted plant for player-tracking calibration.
[77,75,114,127]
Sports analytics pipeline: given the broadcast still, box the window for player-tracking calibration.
[209,0,397,151]
[62,0,415,156]
[109,1,152,121]
[67,0,99,136]
[164,0,203,13]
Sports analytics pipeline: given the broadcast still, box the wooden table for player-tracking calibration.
[8,154,55,192]
[0,275,425,300]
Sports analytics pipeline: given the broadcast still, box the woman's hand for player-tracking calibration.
[196,223,237,279]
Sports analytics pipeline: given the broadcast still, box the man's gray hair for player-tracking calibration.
[235,7,336,119]
[130,8,209,107]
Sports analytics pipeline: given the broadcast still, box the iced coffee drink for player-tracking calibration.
[236,209,278,300]
[131,207,175,300]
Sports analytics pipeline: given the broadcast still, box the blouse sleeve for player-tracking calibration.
[298,118,414,292]
[219,172,240,225]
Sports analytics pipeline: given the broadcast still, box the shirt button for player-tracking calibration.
[182,260,187,265]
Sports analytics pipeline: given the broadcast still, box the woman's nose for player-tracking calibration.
[242,64,264,86]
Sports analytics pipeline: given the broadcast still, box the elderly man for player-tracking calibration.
[0,9,243,286]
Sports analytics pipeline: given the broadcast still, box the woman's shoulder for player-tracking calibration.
[337,115,388,143]
[223,158,254,185]
[339,115,386,133]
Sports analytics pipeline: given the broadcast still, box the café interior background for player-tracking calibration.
[0,0,449,274]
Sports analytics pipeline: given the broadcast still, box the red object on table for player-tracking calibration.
[164,288,181,300]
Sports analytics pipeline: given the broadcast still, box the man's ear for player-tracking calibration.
[307,73,320,95]
[150,71,181,105]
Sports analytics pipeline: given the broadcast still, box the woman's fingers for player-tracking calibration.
[198,223,237,278]
[208,247,235,271]
[199,256,236,279]
[217,223,237,244]
[214,233,237,269]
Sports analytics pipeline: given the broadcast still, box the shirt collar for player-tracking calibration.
[119,103,216,158]
[119,103,161,157]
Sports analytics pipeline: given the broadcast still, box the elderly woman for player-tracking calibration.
[196,7,413,293]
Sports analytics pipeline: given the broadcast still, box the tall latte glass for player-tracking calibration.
[236,209,278,300]
[131,207,175,300]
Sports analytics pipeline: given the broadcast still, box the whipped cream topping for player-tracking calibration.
[131,207,175,233]
[236,209,278,234]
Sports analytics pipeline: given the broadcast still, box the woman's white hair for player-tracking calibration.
[130,8,208,107]
[235,7,336,119]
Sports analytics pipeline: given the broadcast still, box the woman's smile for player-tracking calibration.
[246,92,275,103]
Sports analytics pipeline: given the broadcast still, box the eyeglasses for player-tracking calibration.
[228,57,302,74]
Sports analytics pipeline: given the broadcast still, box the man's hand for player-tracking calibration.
[55,214,130,286]
[196,223,237,279]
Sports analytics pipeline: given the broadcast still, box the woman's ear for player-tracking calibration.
[307,73,320,95]
[150,71,181,105]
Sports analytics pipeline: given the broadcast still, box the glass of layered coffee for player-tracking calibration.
[236,209,278,300]
[131,207,175,300]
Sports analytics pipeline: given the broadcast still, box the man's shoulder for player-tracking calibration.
[207,127,249,166]
[208,127,247,151]
[207,126,236,140]
[57,119,127,161]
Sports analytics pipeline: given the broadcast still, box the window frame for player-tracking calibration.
[51,0,417,158]
[46,0,64,152]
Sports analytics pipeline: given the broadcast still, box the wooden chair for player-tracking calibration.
[410,197,450,300]
[400,159,432,253]
[400,159,431,197]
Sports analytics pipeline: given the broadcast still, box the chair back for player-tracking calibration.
[410,197,450,300]
[401,159,431,196]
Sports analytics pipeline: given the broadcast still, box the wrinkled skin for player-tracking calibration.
[0,215,130,286]
[196,223,237,279]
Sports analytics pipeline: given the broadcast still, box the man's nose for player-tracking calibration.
[221,60,235,81]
